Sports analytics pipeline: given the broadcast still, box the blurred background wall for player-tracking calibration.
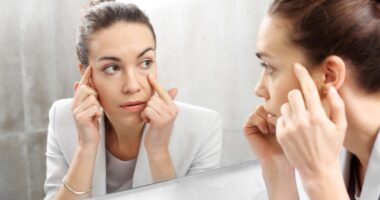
[0,0,270,199]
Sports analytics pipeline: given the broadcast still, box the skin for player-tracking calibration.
[245,15,380,199]
[54,22,178,200]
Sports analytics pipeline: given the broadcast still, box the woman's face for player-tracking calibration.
[255,15,321,125]
[87,22,156,126]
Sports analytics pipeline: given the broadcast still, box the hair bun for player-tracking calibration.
[90,0,115,7]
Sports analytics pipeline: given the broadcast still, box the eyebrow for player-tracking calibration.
[97,47,156,62]
[256,52,273,59]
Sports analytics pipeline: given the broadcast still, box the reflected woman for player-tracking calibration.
[44,1,223,199]
[244,0,380,199]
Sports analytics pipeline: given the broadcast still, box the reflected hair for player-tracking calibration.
[76,0,156,66]
[269,0,380,93]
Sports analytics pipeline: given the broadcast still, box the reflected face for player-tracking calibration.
[255,15,318,125]
[87,22,157,126]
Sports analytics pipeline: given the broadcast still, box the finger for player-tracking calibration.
[287,89,307,117]
[76,104,101,122]
[280,103,292,127]
[142,106,160,123]
[74,81,79,92]
[95,107,103,120]
[147,74,173,103]
[326,86,347,129]
[140,110,150,123]
[73,95,100,115]
[72,85,98,109]
[146,97,165,116]
[268,124,276,134]
[243,125,260,136]
[255,105,270,120]
[168,88,178,100]
[294,63,324,113]
[78,66,92,86]
[245,113,269,134]
[275,117,286,146]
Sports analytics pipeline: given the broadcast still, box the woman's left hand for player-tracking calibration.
[276,63,348,192]
[141,74,179,154]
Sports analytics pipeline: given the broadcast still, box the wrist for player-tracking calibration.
[300,164,348,199]
[146,147,170,161]
[77,145,98,156]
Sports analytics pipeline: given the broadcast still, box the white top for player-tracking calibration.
[106,150,136,193]
[341,129,380,200]
[44,99,223,200]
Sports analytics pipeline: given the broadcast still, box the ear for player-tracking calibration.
[321,55,346,92]
[79,63,86,76]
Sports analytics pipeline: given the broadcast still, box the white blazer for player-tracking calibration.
[44,98,223,200]
[341,130,380,200]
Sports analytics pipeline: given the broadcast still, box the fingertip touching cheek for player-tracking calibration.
[255,15,317,120]
[83,22,158,125]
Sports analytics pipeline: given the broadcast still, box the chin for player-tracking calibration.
[121,113,144,125]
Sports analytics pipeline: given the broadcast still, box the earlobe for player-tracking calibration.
[79,64,86,76]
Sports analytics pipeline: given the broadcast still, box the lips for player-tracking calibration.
[120,101,146,112]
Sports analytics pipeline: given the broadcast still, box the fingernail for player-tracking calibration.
[294,63,303,73]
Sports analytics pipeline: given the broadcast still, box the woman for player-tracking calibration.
[44,1,223,199]
[244,0,380,199]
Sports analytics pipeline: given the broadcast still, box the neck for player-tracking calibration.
[105,115,145,160]
[342,86,380,180]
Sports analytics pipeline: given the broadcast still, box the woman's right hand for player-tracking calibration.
[244,105,299,199]
[71,66,103,149]
[244,105,285,165]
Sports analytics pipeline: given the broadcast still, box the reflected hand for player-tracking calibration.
[71,66,103,149]
[141,74,179,153]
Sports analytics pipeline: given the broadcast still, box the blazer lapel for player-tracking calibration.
[91,116,107,196]
[132,124,153,188]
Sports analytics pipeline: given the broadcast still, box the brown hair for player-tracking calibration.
[269,0,380,93]
[76,0,156,66]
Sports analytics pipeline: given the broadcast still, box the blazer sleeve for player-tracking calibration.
[186,111,223,175]
[44,102,69,200]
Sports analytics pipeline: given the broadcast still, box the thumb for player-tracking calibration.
[326,87,347,130]
[74,81,79,92]
[168,88,178,100]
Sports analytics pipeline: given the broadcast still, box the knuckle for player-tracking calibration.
[309,114,322,124]
[295,119,308,130]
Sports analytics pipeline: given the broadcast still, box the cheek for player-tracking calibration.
[269,75,299,114]
[136,73,154,96]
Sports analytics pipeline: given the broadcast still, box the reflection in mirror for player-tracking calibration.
[0,0,270,199]
[45,1,225,199]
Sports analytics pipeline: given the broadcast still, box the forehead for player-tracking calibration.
[88,22,155,55]
[256,15,293,57]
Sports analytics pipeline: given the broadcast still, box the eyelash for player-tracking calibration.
[260,62,275,75]
[103,64,120,74]
[102,59,153,74]
[139,59,153,70]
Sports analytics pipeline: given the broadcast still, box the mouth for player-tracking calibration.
[120,101,146,112]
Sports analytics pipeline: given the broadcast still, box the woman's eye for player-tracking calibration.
[104,64,119,74]
[260,62,275,75]
[139,60,153,70]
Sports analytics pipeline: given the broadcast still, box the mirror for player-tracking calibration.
[0,0,270,199]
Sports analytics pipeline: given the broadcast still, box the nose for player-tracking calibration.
[121,68,141,94]
[254,71,269,100]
